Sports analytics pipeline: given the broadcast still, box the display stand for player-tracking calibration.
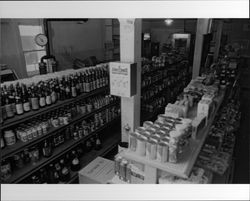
[113,90,225,184]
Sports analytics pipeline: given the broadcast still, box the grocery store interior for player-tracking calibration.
[1,18,249,184]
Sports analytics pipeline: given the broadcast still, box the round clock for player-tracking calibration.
[35,34,48,47]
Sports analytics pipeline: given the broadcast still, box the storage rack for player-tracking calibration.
[1,86,121,184]
[141,59,191,123]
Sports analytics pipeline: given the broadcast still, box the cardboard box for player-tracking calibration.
[79,157,115,184]
[109,62,137,97]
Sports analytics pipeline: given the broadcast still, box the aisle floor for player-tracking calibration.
[233,64,250,184]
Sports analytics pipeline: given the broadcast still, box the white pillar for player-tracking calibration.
[119,19,142,142]
[192,19,212,78]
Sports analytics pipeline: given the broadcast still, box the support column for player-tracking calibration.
[192,19,212,78]
[119,19,142,142]
[213,20,223,62]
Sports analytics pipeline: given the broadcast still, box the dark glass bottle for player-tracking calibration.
[48,164,59,184]
[95,134,102,150]
[30,85,39,110]
[70,150,80,171]
[39,168,48,184]
[22,84,31,112]
[15,95,24,115]
[42,139,53,158]
[59,159,70,182]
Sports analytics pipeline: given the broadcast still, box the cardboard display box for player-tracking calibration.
[79,157,115,184]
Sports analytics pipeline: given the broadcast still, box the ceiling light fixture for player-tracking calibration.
[165,19,173,26]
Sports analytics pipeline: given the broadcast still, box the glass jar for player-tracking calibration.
[30,146,40,165]
[4,130,16,146]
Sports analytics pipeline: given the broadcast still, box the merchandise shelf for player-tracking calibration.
[120,91,225,181]
[3,117,120,184]
[67,131,121,184]
[2,101,120,160]
[1,87,109,130]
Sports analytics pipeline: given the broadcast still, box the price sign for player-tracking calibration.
[109,62,137,97]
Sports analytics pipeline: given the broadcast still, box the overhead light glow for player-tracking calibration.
[165,19,173,26]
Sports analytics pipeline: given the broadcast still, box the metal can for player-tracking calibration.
[4,130,16,146]
[114,155,122,175]
[13,153,24,169]
[51,117,59,128]
[119,159,128,181]
[126,164,132,183]
[31,127,38,138]
[136,136,146,156]
[129,132,137,152]
[20,130,28,142]
[37,125,43,136]
[63,116,69,125]
[26,128,33,141]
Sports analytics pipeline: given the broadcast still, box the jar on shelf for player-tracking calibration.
[1,158,12,182]
[30,146,40,165]
[4,130,16,146]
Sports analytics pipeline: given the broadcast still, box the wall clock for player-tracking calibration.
[35,34,48,47]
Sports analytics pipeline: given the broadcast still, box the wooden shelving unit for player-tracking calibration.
[3,117,120,184]
[1,87,109,130]
[2,100,120,160]
[1,83,123,184]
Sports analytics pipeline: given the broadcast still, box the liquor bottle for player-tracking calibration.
[95,134,102,150]
[39,168,48,184]
[59,159,70,182]
[75,75,81,95]
[54,162,62,181]
[59,82,66,101]
[42,139,53,158]
[39,84,46,108]
[85,71,90,92]
[51,83,57,104]
[48,163,59,184]
[70,150,80,171]
[71,76,77,98]
[9,84,17,114]
[30,85,39,110]
[22,84,31,112]
[55,78,61,101]
[65,77,71,99]
[15,94,24,115]
[1,90,8,121]
[45,83,52,105]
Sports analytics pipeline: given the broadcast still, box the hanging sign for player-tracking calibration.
[109,62,137,97]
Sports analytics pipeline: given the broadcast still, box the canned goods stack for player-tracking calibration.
[114,155,145,183]
[128,115,192,164]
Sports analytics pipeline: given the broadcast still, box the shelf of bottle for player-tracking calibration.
[67,131,121,184]
[141,74,188,92]
[121,91,225,180]
[1,86,110,130]
[1,100,120,160]
[3,116,121,184]
[141,59,187,77]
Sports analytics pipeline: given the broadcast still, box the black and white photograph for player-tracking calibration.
[0,1,249,201]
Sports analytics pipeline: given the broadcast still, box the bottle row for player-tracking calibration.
[1,94,119,149]
[1,65,110,122]
[2,134,102,184]
[1,105,120,183]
